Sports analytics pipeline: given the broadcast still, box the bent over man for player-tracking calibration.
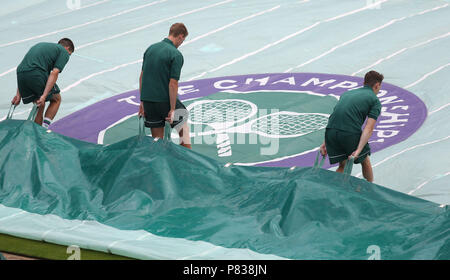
[11,38,74,128]
[320,70,383,182]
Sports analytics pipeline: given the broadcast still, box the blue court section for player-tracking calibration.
[0,0,449,259]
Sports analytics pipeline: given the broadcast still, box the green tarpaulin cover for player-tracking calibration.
[0,119,449,259]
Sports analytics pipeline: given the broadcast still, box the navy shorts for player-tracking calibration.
[142,99,187,128]
[17,70,60,104]
[325,128,371,164]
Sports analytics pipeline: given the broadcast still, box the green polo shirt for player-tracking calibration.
[326,86,382,133]
[140,38,184,102]
[17,42,70,74]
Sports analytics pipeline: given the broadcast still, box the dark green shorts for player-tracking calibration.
[325,128,371,164]
[142,99,187,128]
[17,70,60,104]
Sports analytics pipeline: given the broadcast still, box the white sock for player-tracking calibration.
[43,117,52,128]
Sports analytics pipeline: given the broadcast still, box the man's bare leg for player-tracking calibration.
[150,127,164,139]
[361,156,374,182]
[44,94,61,120]
[336,160,346,173]
[34,103,45,125]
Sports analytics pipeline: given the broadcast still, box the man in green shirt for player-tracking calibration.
[320,71,383,182]
[139,23,191,148]
[11,38,74,128]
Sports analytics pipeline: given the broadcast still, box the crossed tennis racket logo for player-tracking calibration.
[186,99,329,157]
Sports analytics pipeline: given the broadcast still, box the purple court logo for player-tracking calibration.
[51,73,427,168]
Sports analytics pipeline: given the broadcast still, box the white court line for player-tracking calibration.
[181,5,281,47]
[286,18,401,72]
[324,0,388,22]
[285,4,449,73]
[408,171,450,195]
[0,67,16,78]
[67,0,110,10]
[70,0,110,10]
[76,0,234,50]
[39,0,111,20]
[429,103,450,115]
[61,59,142,93]
[351,31,450,76]
[187,22,321,81]
[355,135,450,178]
[0,108,32,122]
[0,0,167,48]
[97,113,138,144]
[3,0,110,27]
[352,48,407,76]
[404,62,450,89]
[61,5,277,93]
[187,0,388,80]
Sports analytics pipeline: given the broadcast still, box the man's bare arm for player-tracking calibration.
[11,88,21,105]
[320,141,327,156]
[166,78,178,123]
[37,68,60,107]
[351,118,377,158]
[139,70,143,93]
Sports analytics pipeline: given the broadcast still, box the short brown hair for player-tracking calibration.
[169,23,188,37]
[58,38,75,53]
[364,70,384,88]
